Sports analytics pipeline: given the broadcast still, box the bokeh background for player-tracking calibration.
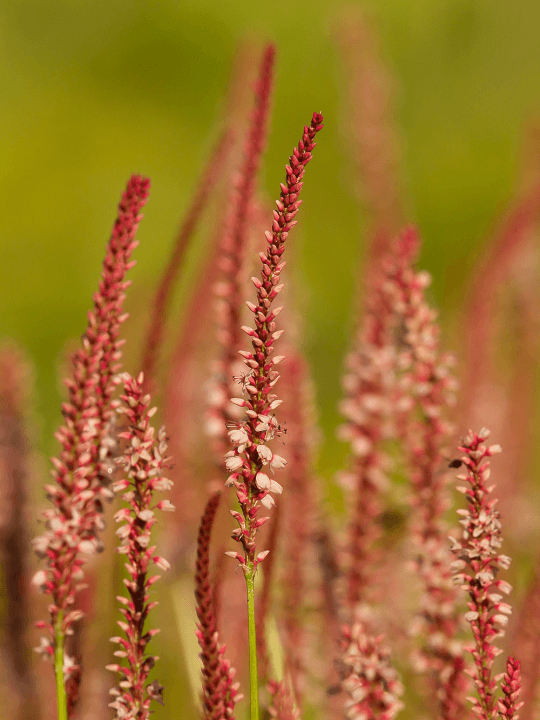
[4,0,540,464]
[3,0,540,718]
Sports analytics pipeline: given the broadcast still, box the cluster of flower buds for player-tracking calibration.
[498,657,523,720]
[338,623,404,720]
[450,428,515,720]
[106,372,174,720]
[224,112,324,570]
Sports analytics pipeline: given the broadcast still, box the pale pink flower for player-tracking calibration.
[269,453,287,472]
[225,454,244,472]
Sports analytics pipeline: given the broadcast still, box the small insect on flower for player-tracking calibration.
[233,370,254,394]
[255,413,287,441]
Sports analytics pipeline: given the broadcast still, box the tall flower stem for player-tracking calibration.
[245,555,259,720]
[54,611,67,720]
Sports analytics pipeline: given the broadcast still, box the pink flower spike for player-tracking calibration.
[107,373,172,720]
[451,430,515,720]
[338,623,404,720]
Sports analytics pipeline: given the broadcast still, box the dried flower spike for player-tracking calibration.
[450,429,514,720]
[106,372,173,720]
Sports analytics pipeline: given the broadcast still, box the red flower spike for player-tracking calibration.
[267,679,300,720]
[32,176,150,690]
[0,344,41,718]
[498,657,524,720]
[225,112,323,572]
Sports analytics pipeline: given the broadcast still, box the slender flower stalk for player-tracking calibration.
[161,44,264,569]
[195,491,241,720]
[106,372,174,719]
[0,344,41,720]
[224,111,324,719]
[459,182,540,525]
[32,175,150,718]
[141,128,233,393]
[461,181,540,429]
[207,43,275,460]
[450,429,516,720]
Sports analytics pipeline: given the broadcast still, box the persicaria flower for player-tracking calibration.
[228,426,249,446]
[224,111,323,567]
[450,428,515,720]
[107,372,173,720]
[338,623,404,720]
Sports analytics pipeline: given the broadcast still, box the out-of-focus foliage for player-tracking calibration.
[3,0,540,472]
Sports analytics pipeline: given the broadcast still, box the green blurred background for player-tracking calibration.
[4,0,540,466]
[3,0,540,716]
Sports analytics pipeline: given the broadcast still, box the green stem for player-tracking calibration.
[54,611,68,720]
[245,557,259,720]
